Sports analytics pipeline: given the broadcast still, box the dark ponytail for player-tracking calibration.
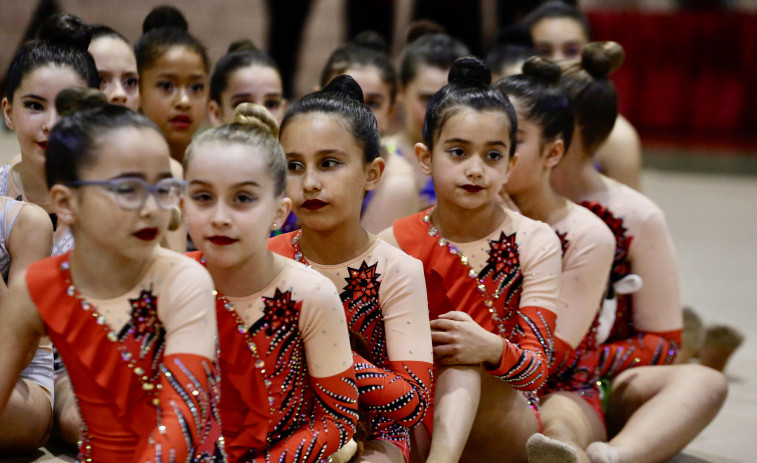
[422,56,517,154]
[46,88,160,188]
[5,13,98,101]
[281,75,380,163]
[493,56,573,150]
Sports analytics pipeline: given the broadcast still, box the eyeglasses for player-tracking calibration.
[66,177,186,211]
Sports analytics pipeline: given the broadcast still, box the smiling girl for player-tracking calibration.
[182,102,359,462]
[0,87,223,461]
[135,5,209,163]
[494,56,615,463]
[269,76,433,463]
[383,56,562,463]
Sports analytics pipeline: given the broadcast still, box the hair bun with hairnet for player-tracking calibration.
[321,74,364,104]
[142,5,189,34]
[38,13,91,51]
[581,41,625,79]
[56,88,108,117]
[448,56,491,88]
[522,56,561,85]
[233,103,280,137]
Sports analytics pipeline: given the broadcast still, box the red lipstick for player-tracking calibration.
[208,236,238,246]
[38,141,48,151]
[461,184,484,193]
[134,228,159,241]
[301,199,327,211]
[169,115,192,130]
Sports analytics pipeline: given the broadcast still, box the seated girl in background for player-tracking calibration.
[0,88,223,461]
[321,32,418,234]
[182,102,359,462]
[0,197,54,456]
[270,76,433,463]
[494,57,614,463]
[209,39,286,125]
[88,24,140,111]
[552,42,726,463]
[382,56,562,463]
[135,5,209,164]
[385,24,469,210]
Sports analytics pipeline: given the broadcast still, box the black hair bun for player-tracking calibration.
[38,13,91,51]
[351,31,387,53]
[406,19,445,44]
[448,56,491,88]
[142,5,188,34]
[522,56,561,85]
[56,88,108,117]
[322,74,364,104]
[227,39,257,54]
[581,41,625,79]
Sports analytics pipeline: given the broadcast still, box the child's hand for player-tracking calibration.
[430,311,504,367]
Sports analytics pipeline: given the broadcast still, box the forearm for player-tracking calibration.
[255,371,358,463]
[353,353,432,427]
[599,329,682,379]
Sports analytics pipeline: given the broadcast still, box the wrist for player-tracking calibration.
[484,333,504,368]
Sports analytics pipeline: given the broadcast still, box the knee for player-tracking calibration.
[56,403,82,445]
[689,365,728,408]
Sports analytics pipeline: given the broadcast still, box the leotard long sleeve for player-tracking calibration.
[269,234,433,459]
[581,178,682,379]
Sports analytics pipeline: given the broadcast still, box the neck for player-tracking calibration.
[207,249,282,298]
[299,219,372,265]
[510,176,568,225]
[16,161,52,210]
[551,152,607,203]
[432,200,505,243]
[170,142,189,164]
[69,239,157,299]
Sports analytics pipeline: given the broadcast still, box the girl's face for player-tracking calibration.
[183,141,289,269]
[343,65,393,135]
[2,65,86,164]
[280,113,383,232]
[399,64,448,141]
[139,46,208,153]
[506,103,546,196]
[418,108,515,212]
[59,127,172,259]
[209,65,285,126]
[531,17,588,63]
[89,36,140,111]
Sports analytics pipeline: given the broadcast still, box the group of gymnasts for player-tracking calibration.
[0,2,730,463]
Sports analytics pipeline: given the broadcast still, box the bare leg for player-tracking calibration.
[460,369,539,463]
[361,439,405,463]
[0,378,52,455]
[409,424,430,463]
[589,364,727,463]
[53,374,81,446]
[531,392,606,463]
[426,366,481,463]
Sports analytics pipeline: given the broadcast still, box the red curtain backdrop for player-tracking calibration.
[588,11,757,149]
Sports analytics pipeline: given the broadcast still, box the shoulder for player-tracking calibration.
[280,258,342,304]
[611,182,667,226]
[608,115,641,147]
[155,248,213,286]
[511,211,561,247]
[375,237,424,275]
[563,203,616,248]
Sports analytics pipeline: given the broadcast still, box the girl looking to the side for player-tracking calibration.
[320,32,417,233]
[88,24,140,111]
[381,56,562,463]
[494,57,614,463]
[384,26,469,210]
[135,5,209,163]
[0,87,223,461]
[182,102,359,462]
[269,76,433,463]
[208,39,286,126]
[552,42,726,463]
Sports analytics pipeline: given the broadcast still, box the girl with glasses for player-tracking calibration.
[0,87,224,462]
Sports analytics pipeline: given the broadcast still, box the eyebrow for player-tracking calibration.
[157,72,206,80]
[188,179,260,188]
[444,137,508,148]
[20,94,45,101]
